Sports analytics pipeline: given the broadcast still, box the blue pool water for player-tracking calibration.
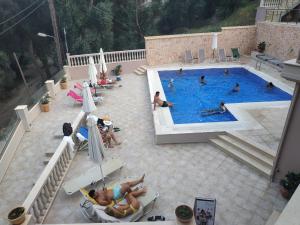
[158,67,292,124]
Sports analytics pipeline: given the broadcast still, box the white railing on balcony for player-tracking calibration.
[260,0,282,7]
[67,49,146,67]
[261,0,300,8]
[22,111,85,224]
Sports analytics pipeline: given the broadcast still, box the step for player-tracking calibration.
[140,65,147,70]
[210,138,272,177]
[45,152,54,157]
[265,210,280,225]
[226,131,276,158]
[218,135,274,167]
[134,70,144,76]
[136,67,146,73]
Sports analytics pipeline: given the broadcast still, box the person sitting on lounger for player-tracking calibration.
[153,91,173,110]
[199,75,207,85]
[105,187,147,218]
[98,72,117,85]
[97,118,121,148]
[266,82,274,89]
[201,102,226,116]
[232,83,240,92]
[88,175,145,206]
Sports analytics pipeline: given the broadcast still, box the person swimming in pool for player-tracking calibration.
[153,91,173,110]
[178,68,183,74]
[267,82,275,89]
[168,78,174,88]
[88,174,145,206]
[201,102,227,116]
[224,68,229,75]
[199,75,207,85]
[232,83,240,92]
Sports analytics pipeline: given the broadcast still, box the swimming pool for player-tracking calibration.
[159,67,292,124]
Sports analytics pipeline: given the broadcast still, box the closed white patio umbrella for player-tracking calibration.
[86,115,106,186]
[99,48,107,74]
[88,56,98,86]
[211,33,218,60]
[82,82,96,113]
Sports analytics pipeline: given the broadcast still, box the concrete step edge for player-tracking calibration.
[218,135,274,167]
[210,139,272,177]
[226,131,276,158]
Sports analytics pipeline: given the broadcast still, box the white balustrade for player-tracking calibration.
[22,111,85,224]
[67,49,146,67]
[261,0,282,7]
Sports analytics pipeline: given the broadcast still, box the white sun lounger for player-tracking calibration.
[80,186,159,223]
[63,158,124,195]
[218,48,227,62]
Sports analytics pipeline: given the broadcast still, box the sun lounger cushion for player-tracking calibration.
[77,127,88,142]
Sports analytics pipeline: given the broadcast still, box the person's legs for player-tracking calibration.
[168,102,173,107]
[130,187,147,197]
[119,174,145,195]
[104,133,114,148]
[124,174,145,188]
[109,131,121,145]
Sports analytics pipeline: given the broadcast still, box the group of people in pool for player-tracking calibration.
[153,68,276,115]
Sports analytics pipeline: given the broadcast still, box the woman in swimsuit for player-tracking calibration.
[89,174,145,206]
[105,187,147,218]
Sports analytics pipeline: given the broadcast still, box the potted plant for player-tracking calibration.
[280,172,300,199]
[113,65,122,81]
[40,94,51,112]
[257,41,266,53]
[60,76,67,89]
[8,206,25,225]
[175,205,193,223]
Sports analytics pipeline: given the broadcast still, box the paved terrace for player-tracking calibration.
[0,59,294,225]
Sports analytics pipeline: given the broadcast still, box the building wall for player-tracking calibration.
[273,84,300,181]
[145,25,257,66]
[256,22,300,61]
[66,60,147,80]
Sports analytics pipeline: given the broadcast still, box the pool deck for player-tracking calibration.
[0,59,295,225]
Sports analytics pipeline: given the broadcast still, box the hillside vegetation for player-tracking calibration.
[188,1,259,33]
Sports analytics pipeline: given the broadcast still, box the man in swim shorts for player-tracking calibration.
[153,91,173,110]
[89,174,145,206]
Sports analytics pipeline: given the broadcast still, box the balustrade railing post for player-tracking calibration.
[52,170,59,185]
[36,196,45,214]
[66,53,71,66]
[32,202,41,223]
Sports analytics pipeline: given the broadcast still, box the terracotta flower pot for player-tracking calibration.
[60,82,67,89]
[40,103,50,112]
[8,207,25,225]
[175,205,193,223]
[280,187,290,199]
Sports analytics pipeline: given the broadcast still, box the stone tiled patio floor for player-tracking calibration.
[45,67,288,225]
[0,61,293,225]
[0,81,83,225]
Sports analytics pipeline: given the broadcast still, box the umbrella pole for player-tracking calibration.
[93,84,97,97]
[99,164,106,188]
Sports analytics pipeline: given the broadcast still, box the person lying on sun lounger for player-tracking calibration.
[88,175,145,206]
[153,91,173,110]
[104,187,147,218]
[98,72,117,85]
[201,102,227,116]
